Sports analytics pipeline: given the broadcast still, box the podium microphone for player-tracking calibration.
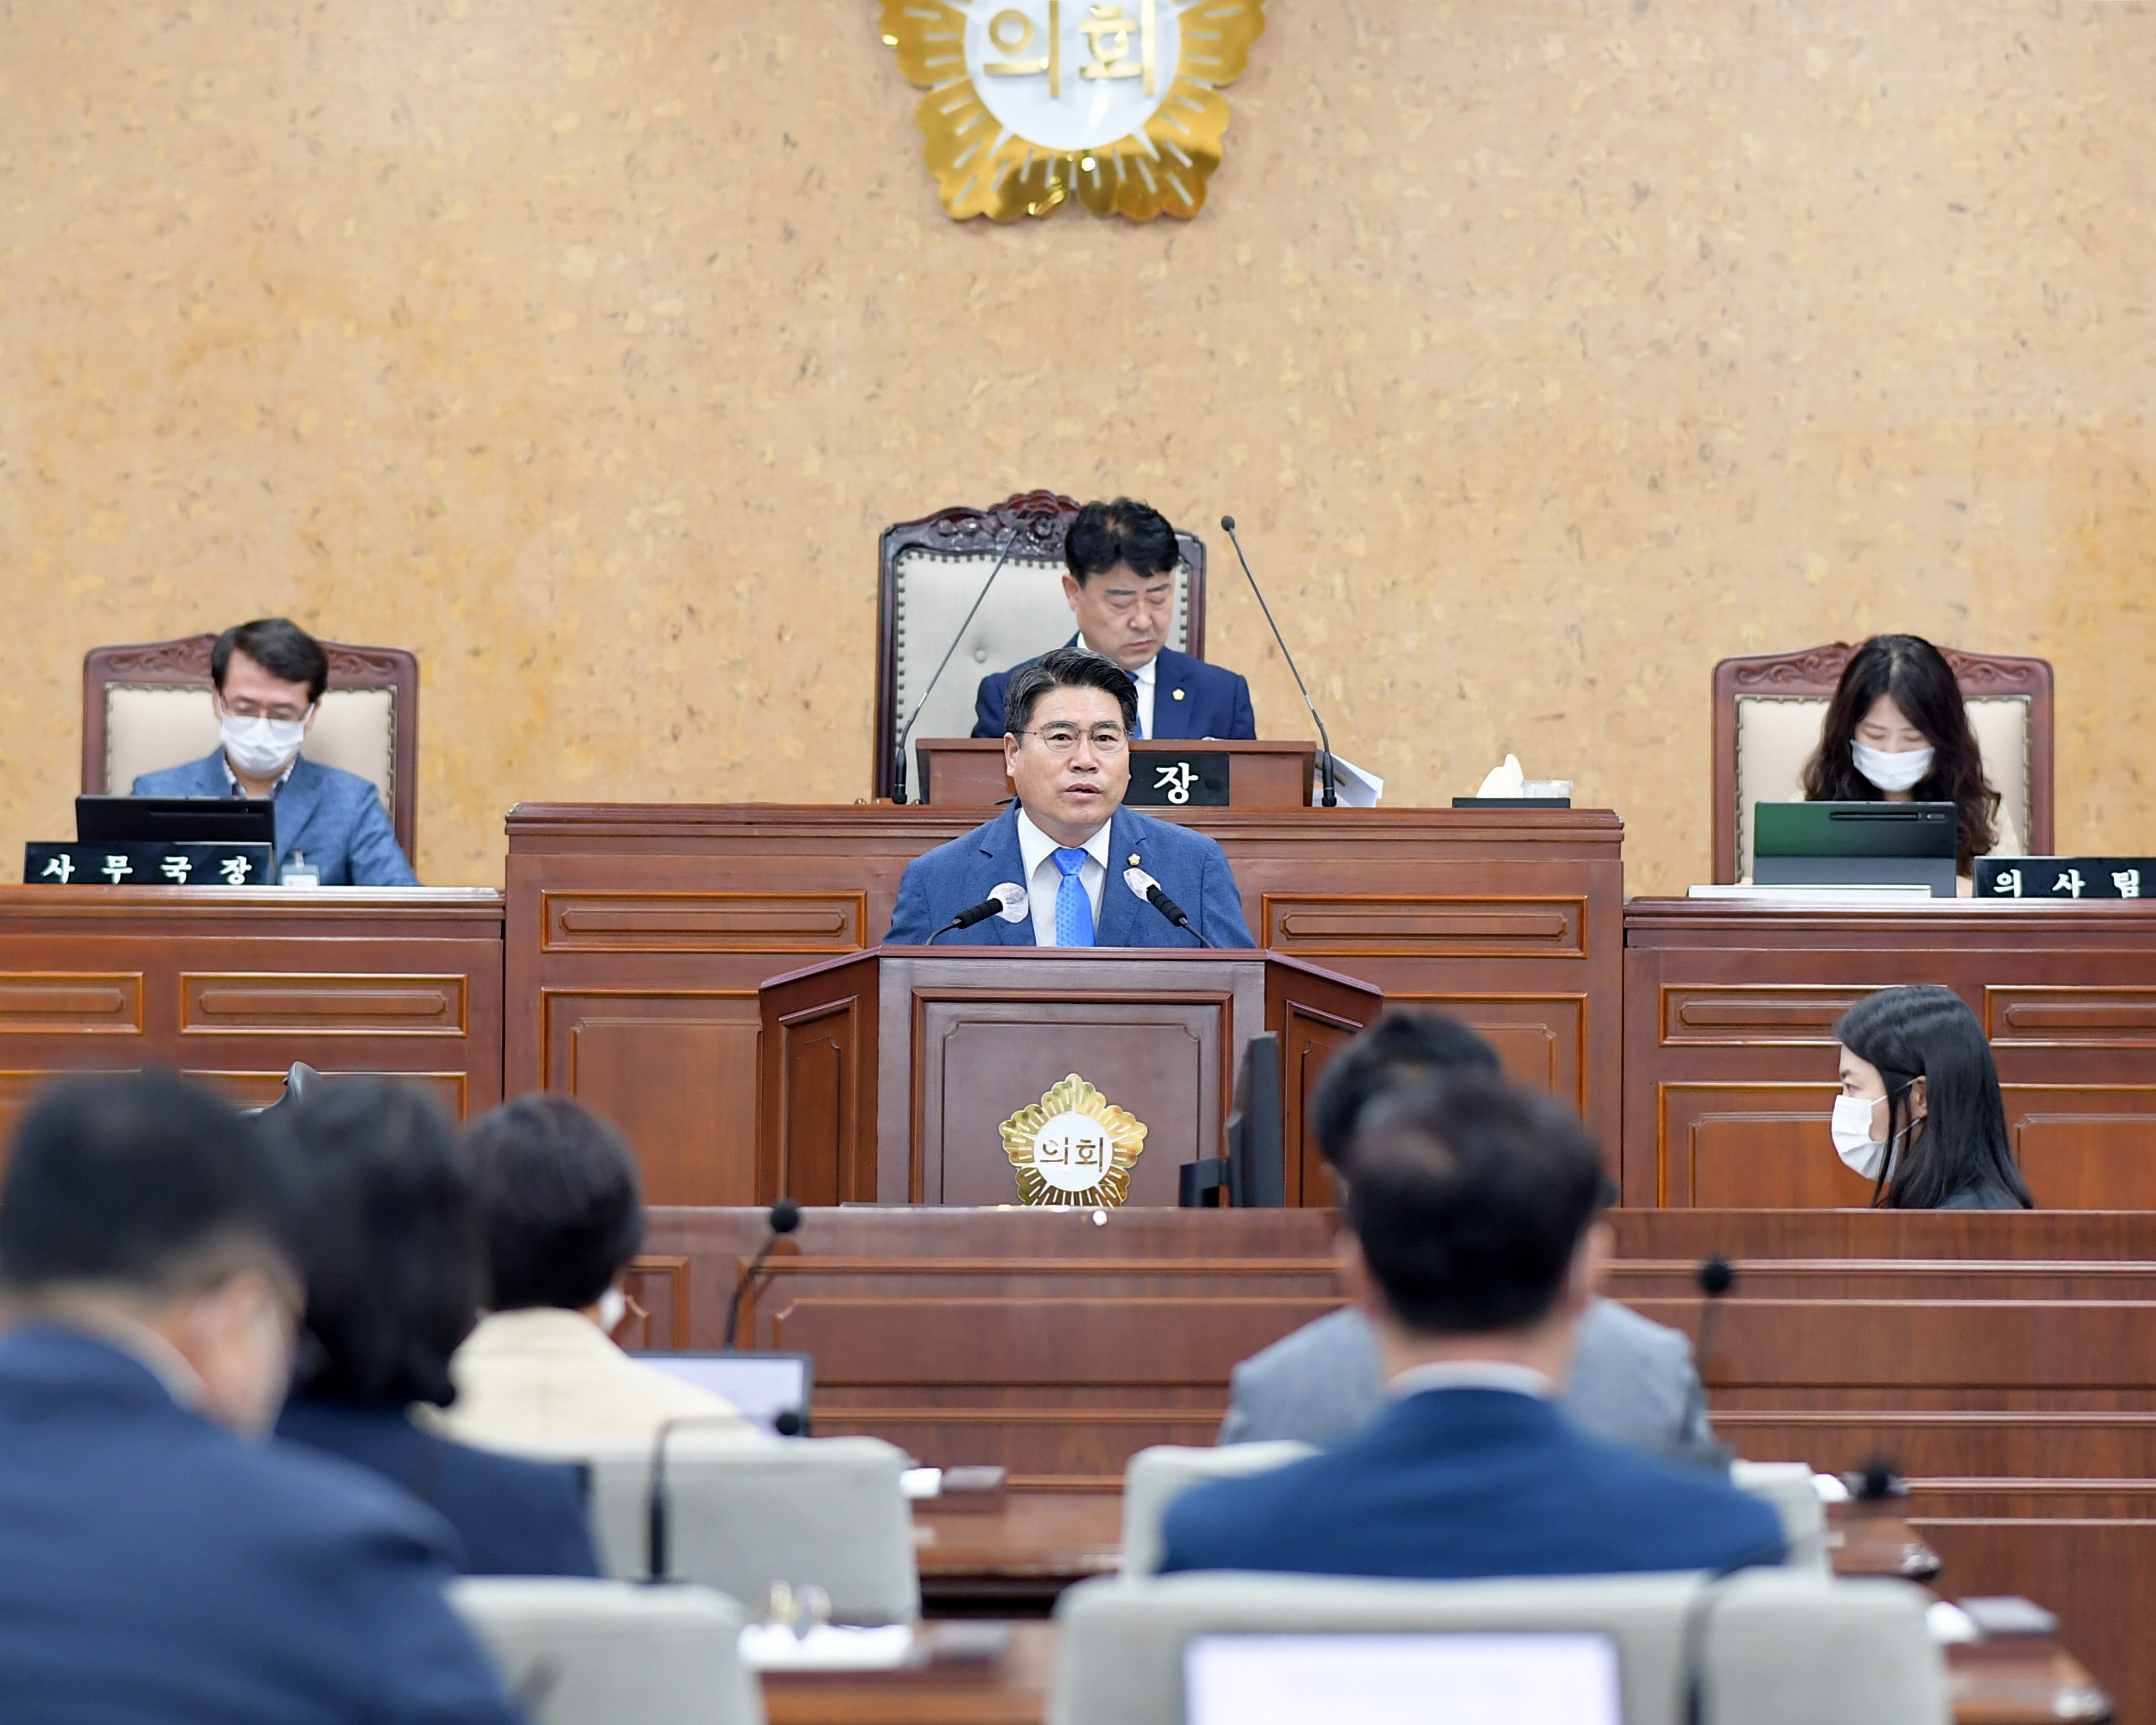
[931,882,1028,942]
[1220,515,1337,807]
[892,520,1025,805]
[1125,868,1212,947]
[722,1198,802,1351]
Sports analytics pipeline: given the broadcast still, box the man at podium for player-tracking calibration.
[889,647,1255,949]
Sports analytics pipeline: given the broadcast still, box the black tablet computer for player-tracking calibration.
[1754,800,1957,898]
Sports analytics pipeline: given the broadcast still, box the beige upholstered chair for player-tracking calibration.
[1729,1461,1830,1573]
[1712,643,2053,883]
[496,1436,919,1625]
[873,491,1207,799]
[1120,1443,1315,1576]
[449,1578,761,1725]
[1048,1569,1945,1725]
[82,633,419,858]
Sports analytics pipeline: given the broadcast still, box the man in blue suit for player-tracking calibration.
[131,617,417,886]
[1161,1073,1786,1581]
[890,645,1254,948]
[971,498,1256,743]
[0,1072,519,1724]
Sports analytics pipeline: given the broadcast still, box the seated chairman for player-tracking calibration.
[970,498,1256,742]
[131,617,417,886]
[1161,1072,1785,1580]
[891,647,1254,948]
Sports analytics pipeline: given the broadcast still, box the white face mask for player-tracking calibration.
[220,710,309,778]
[1851,740,1934,794]
[1832,1093,1888,1180]
[594,1286,628,1335]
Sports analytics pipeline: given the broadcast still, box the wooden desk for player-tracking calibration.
[915,1493,1121,1614]
[0,886,504,1141]
[506,804,1623,1204]
[1623,898,2156,1209]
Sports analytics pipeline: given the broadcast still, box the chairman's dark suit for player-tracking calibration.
[1162,1387,1785,1581]
[277,1394,602,1579]
[0,1327,520,1724]
[885,802,1255,949]
[973,645,1255,741]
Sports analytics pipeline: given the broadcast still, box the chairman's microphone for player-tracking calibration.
[722,1198,802,1351]
[892,520,1025,805]
[931,881,1029,941]
[1125,868,1211,947]
[1220,515,1337,807]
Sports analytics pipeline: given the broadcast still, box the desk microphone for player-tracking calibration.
[722,1198,802,1351]
[643,1413,795,1585]
[1220,515,1337,807]
[1694,1255,1735,1394]
[892,520,1025,805]
[931,881,1029,941]
[1125,867,1211,947]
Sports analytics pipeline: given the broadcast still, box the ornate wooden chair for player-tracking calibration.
[1710,643,2053,883]
[82,634,420,859]
[873,491,1208,800]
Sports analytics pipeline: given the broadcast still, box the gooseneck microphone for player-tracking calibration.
[1220,515,1338,807]
[891,520,1025,805]
[931,881,1029,942]
[722,1198,802,1351]
[644,1413,792,1585]
[1125,867,1212,947]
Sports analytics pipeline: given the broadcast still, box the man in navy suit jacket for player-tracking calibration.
[130,617,417,886]
[1162,1073,1785,1581]
[0,1072,518,1725]
[971,499,1256,743]
[890,646,1253,949]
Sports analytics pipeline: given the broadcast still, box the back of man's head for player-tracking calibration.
[1347,1072,1604,1337]
[1309,1009,1502,1171]
[462,1094,642,1312]
[0,1073,289,1302]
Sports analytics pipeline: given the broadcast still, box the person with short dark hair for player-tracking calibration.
[1799,633,2022,880]
[436,1095,753,1446]
[1162,1072,1786,1580]
[888,644,1255,947]
[970,498,1256,742]
[1831,985,2034,1210]
[270,1080,604,1576]
[130,616,418,885]
[1219,1009,1715,1457]
[0,1073,518,1724]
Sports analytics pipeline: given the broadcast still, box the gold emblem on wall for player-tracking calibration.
[1001,1073,1148,1206]
[880,1,1267,223]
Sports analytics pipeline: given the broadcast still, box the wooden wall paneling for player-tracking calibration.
[0,973,144,1034]
[622,1254,693,1351]
[2000,1085,2156,1210]
[1656,1082,1868,1209]
[179,972,467,1035]
[762,953,880,1206]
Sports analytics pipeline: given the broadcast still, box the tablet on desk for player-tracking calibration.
[1754,800,1958,899]
[76,795,276,847]
[636,1351,812,1437]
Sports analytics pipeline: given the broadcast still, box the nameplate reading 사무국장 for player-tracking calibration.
[1122,752,1230,809]
[1976,858,2153,901]
[26,842,279,887]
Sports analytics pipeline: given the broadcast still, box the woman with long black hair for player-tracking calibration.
[1800,633,2022,880]
[1831,985,2034,1210]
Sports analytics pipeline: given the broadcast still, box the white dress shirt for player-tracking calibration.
[1386,1359,1556,1401]
[1079,636,1155,738]
[1016,808,1112,947]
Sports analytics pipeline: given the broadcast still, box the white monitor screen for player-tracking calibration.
[1183,1631,1623,1725]
[637,1352,811,1437]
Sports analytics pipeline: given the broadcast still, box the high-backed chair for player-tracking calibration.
[449,1578,762,1725]
[1048,1569,1944,1725]
[1712,643,2053,883]
[82,633,420,859]
[873,491,1208,800]
[1120,1442,1314,1576]
[497,1436,918,1625]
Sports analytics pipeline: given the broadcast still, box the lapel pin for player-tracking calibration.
[1128,853,1141,867]
[1172,688,1186,701]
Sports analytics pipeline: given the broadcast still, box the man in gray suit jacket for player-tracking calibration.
[1219,1011,1716,1460]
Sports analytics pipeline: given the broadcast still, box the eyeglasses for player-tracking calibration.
[218,695,313,724]
[1019,725,1130,755]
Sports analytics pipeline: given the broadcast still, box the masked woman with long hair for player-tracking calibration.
[1800,634,2023,882]
[1831,986,2034,1210]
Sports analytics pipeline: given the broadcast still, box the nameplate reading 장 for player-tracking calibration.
[26,842,278,887]
[1123,752,1230,808]
[1977,858,2153,900]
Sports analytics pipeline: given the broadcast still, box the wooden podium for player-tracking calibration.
[756,947,1383,1207]
[915,738,1317,809]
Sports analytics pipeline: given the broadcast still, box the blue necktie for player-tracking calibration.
[1053,848,1096,947]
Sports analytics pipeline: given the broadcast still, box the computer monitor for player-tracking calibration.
[635,1351,813,1437]
[1183,1631,1623,1725]
[1753,800,1958,898]
[76,795,277,846]
[1224,1031,1285,1208]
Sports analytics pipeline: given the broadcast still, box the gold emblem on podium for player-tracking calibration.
[1001,1074,1148,1206]
[879,0,1267,223]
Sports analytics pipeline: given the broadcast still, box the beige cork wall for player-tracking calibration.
[0,1,2149,893]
